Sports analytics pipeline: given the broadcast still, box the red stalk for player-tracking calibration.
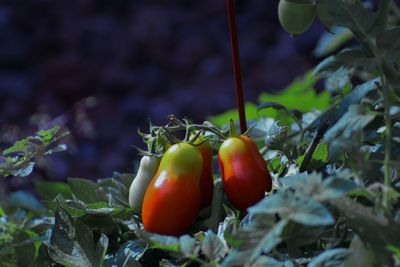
[227,0,247,134]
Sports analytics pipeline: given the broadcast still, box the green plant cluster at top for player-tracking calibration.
[1,0,400,266]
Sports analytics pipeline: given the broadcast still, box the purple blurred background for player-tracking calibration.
[0,0,324,193]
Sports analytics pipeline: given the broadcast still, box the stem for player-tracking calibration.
[227,0,247,134]
[299,121,329,172]
[378,0,391,33]
[382,73,393,199]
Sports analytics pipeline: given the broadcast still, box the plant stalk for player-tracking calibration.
[227,0,247,134]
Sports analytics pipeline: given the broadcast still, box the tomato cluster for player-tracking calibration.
[129,120,272,236]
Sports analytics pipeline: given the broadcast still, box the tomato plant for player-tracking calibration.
[1,0,400,266]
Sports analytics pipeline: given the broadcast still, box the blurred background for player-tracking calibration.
[0,0,324,193]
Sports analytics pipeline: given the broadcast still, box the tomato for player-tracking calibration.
[142,143,203,236]
[129,155,160,214]
[218,135,272,211]
[278,0,316,35]
[194,137,214,208]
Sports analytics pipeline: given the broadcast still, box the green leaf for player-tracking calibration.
[249,220,288,263]
[34,180,73,201]
[325,67,352,92]
[314,48,373,77]
[134,228,180,252]
[6,191,46,212]
[308,248,350,267]
[258,102,288,112]
[208,103,259,128]
[0,246,17,267]
[377,26,400,54]
[265,122,288,151]
[330,197,400,266]
[317,0,379,36]
[201,230,228,261]
[314,26,353,57]
[249,190,335,226]
[258,71,330,115]
[68,178,102,204]
[2,139,30,156]
[281,172,357,201]
[344,235,375,267]
[338,78,380,116]
[325,104,375,142]
[37,126,60,145]
[104,240,145,267]
[14,230,41,266]
[48,205,108,267]
[11,162,35,177]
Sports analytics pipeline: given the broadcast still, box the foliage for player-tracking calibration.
[1,0,400,266]
[0,126,68,178]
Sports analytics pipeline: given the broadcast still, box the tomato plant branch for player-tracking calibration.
[227,0,247,134]
[299,120,329,172]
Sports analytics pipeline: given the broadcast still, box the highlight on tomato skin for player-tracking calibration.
[218,135,272,212]
[141,143,203,236]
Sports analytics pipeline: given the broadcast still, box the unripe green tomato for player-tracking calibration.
[278,0,316,35]
[129,155,160,214]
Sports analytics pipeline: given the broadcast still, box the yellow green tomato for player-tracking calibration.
[278,0,316,35]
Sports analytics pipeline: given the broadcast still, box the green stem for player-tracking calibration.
[382,73,393,199]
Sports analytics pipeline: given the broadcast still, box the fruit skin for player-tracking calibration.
[128,155,160,214]
[194,137,214,208]
[142,143,203,236]
[218,135,272,211]
[278,0,316,35]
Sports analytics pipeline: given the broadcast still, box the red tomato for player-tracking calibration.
[218,135,272,211]
[142,143,202,236]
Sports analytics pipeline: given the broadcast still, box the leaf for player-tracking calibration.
[308,248,350,267]
[104,241,145,267]
[325,104,375,142]
[281,172,357,201]
[344,235,375,267]
[249,190,335,226]
[201,230,228,261]
[6,191,46,212]
[258,102,288,112]
[11,162,35,177]
[34,180,73,201]
[265,122,288,151]
[13,230,41,266]
[249,220,288,262]
[37,126,60,145]
[325,67,352,92]
[258,71,330,114]
[208,103,260,128]
[45,144,67,155]
[314,48,373,77]
[314,26,353,57]
[377,26,400,54]
[338,78,380,117]
[134,228,180,252]
[317,0,379,36]
[48,205,108,267]
[2,139,30,156]
[330,197,400,265]
[68,178,102,204]
[0,246,17,266]
[96,176,130,208]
